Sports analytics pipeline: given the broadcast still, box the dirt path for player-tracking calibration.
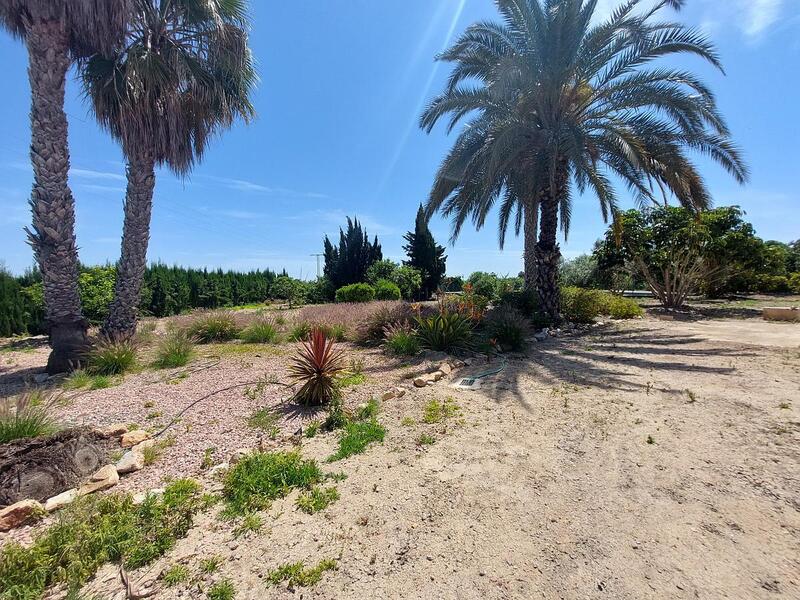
[67,318,799,600]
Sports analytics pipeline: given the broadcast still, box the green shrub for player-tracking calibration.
[154,330,196,368]
[267,559,337,588]
[317,323,347,342]
[485,304,530,351]
[87,337,138,375]
[288,321,312,342]
[498,288,539,316]
[755,274,791,293]
[208,579,236,600]
[296,486,340,514]
[789,273,800,294]
[373,279,402,301]
[335,283,375,303]
[0,392,57,444]
[186,312,241,343]
[0,479,201,599]
[239,319,279,344]
[384,322,420,356]
[603,295,643,319]
[414,311,472,352]
[222,451,322,515]
[161,564,191,587]
[327,420,386,462]
[560,287,604,323]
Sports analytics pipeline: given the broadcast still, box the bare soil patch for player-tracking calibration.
[1,315,798,599]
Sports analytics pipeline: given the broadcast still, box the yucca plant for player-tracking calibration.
[288,328,347,406]
[414,310,473,353]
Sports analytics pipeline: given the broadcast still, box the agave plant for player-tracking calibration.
[414,309,473,353]
[288,328,347,406]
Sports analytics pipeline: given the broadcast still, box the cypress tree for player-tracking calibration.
[403,205,447,299]
[323,217,383,289]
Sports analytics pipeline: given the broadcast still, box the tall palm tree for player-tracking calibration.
[1,1,129,373]
[81,0,256,340]
[420,0,748,321]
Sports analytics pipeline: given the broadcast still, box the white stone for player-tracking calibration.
[44,489,78,512]
[394,387,407,398]
[121,429,150,448]
[432,371,445,382]
[78,465,119,496]
[116,450,145,474]
[438,363,452,375]
[229,448,252,464]
[96,423,128,437]
[208,463,230,479]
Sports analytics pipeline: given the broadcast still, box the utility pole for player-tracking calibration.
[310,253,324,279]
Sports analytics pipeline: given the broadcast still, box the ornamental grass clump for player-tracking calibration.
[288,328,346,406]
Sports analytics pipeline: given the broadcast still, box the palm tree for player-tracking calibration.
[420,0,748,321]
[81,0,256,340]
[1,1,129,372]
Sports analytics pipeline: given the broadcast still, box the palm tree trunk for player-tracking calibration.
[523,200,538,290]
[534,167,569,323]
[101,150,156,340]
[24,19,88,374]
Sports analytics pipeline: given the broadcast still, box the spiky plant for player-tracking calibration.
[420,0,748,321]
[81,0,257,340]
[0,0,130,373]
[288,328,347,407]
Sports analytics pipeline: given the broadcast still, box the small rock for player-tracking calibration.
[432,371,445,382]
[229,448,252,464]
[132,438,156,452]
[451,360,465,369]
[394,387,407,398]
[208,462,230,479]
[0,499,44,531]
[121,429,150,448]
[45,488,78,512]
[116,450,145,474]
[380,390,396,401]
[413,377,429,388]
[78,465,119,496]
[438,363,452,375]
[96,423,128,437]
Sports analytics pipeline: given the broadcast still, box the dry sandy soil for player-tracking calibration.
[1,314,799,599]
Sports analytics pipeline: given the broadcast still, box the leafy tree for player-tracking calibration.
[787,241,800,274]
[559,255,599,288]
[82,0,256,339]
[365,260,400,285]
[420,0,747,322]
[1,0,128,371]
[271,275,306,307]
[394,266,423,301]
[403,205,447,299]
[0,268,27,336]
[78,266,116,324]
[323,217,383,289]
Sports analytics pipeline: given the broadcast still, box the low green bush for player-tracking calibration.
[414,311,472,352]
[186,312,241,343]
[296,486,340,514]
[222,451,322,515]
[267,559,337,588]
[485,304,530,351]
[373,279,402,301]
[603,295,643,319]
[239,319,279,344]
[384,323,420,356]
[789,273,800,294]
[154,330,196,368]
[288,321,312,342]
[335,283,375,303]
[560,287,605,323]
[755,274,791,293]
[327,419,386,462]
[87,337,138,375]
[0,479,202,599]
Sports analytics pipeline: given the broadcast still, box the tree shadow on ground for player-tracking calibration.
[482,326,745,411]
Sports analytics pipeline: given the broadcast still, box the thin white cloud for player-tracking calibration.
[71,168,126,182]
[198,175,328,199]
[213,209,267,220]
[739,0,783,38]
[79,184,125,194]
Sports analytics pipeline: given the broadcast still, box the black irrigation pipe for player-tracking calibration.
[152,379,295,439]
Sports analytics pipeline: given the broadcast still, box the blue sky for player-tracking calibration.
[1,0,799,278]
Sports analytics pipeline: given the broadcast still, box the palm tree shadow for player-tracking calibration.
[482,327,743,409]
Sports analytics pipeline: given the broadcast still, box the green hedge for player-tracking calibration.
[335,283,375,303]
[374,279,401,301]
